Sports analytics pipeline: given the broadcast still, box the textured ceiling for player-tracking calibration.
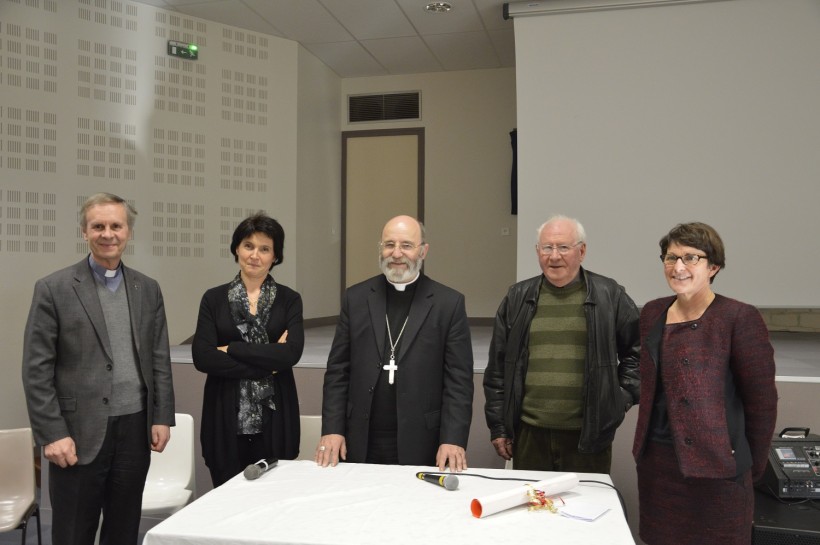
[131,0,515,77]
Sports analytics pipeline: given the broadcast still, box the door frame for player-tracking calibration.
[341,127,425,296]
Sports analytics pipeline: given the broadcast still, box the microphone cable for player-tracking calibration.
[421,472,628,519]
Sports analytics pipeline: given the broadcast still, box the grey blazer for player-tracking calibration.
[22,258,175,464]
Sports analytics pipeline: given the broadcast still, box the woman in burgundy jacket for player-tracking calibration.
[632,222,777,545]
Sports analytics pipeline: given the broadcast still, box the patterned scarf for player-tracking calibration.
[228,272,277,435]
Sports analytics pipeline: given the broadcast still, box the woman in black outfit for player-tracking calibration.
[193,213,304,486]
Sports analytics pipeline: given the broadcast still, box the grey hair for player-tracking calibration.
[381,217,427,244]
[536,214,586,243]
[80,193,137,230]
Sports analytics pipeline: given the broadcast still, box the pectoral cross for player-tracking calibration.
[383,357,398,385]
[384,315,408,386]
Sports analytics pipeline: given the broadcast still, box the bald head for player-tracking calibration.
[382,215,424,244]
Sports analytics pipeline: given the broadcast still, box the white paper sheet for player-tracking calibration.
[560,501,610,522]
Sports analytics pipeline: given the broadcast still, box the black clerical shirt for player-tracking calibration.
[366,277,417,464]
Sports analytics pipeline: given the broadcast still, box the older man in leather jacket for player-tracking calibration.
[484,215,640,473]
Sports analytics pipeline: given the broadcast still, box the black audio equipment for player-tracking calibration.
[759,427,820,500]
[753,489,820,545]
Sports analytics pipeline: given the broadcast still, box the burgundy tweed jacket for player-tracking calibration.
[632,294,777,480]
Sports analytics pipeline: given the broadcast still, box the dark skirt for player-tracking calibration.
[637,441,753,545]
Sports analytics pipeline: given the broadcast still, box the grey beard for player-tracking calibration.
[379,255,422,283]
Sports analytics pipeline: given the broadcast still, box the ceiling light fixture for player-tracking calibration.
[425,2,452,13]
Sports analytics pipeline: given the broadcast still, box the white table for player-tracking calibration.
[144,460,635,545]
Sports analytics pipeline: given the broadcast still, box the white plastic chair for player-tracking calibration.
[298,415,322,461]
[141,413,196,516]
[0,428,41,545]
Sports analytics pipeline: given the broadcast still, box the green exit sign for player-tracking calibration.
[167,40,198,60]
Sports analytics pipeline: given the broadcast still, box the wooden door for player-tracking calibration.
[342,128,424,291]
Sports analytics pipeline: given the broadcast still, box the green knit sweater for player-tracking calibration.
[521,277,587,430]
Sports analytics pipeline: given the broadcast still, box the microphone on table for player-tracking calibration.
[243,457,279,480]
[416,471,459,491]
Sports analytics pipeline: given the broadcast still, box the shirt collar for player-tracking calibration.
[88,254,121,282]
[387,272,420,292]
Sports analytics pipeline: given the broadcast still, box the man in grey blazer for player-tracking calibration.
[22,193,175,545]
[316,215,474,471]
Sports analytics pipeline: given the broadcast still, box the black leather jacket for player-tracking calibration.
[484,268,640,454]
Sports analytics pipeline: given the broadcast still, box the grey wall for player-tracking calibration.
[511,2,820,541]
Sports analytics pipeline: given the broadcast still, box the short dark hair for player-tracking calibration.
[230,212,285,269]
[80,193,137,230]
[660,222,725,282]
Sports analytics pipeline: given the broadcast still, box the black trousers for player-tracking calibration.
[208,433,268,487]
[513,422,612,474]
[49,411,150,545]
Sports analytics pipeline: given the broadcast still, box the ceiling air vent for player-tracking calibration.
[348,92,420,123]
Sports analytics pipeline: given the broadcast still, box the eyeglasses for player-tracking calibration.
[380,241,422,254]
[661,253,708,266]
[537,241,583,256]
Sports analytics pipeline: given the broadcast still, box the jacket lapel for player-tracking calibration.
[646,303,672,369]
[72,260,113,363]
[397,275,433,364]
[367,278,387,360]
[123,265,142,355]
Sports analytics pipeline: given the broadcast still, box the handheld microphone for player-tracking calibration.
[416,471,459,491]
[243,457,278,480]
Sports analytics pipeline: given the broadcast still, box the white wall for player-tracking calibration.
[342,68,518,317]
[0,0,321,429]
[295,46,343,318]
[0,2,518,431]
[513,0,820,306]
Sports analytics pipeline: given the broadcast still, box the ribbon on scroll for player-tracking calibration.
[470,473,579,518]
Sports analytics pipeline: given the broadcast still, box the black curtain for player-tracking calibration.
[510,128,517,215]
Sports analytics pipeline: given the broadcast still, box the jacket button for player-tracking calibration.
[690,323,698,330]
[369,386,374,394]
[682,358,689,365]
[106,364,113,371]
[102,397,109,405]
[681,398,689,406]
[684,437,693,445]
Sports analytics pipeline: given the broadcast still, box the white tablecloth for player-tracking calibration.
[144,460,635,545]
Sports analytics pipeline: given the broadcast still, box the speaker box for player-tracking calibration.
[753,526,820,545]
[753,489,820,545]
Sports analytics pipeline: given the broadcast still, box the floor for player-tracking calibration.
[0,530,148,545]
[767,331,820,380]
[176,325,819,379]
[302,325,820,380]
[0,513,147,545]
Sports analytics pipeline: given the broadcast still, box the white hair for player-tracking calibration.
[536,214,587,243]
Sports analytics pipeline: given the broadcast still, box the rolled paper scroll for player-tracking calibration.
[470,473,579,518]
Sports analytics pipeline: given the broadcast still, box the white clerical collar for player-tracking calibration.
[387,273,420,292]
[88,255,121,279]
